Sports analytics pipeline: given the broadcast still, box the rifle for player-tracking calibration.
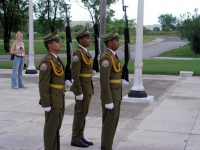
[121,0,130,82]
[64,3,72,81]
[92,7,99,72]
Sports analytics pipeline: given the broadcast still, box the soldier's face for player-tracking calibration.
[110,39,120,51]
[48,40,62,52]
[79,36,91,47]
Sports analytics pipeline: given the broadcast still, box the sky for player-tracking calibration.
[63,0,200,25]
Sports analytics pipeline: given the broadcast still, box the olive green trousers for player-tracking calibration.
[72,94,91,140]
[44,108,64,150]
[101,100,121,150]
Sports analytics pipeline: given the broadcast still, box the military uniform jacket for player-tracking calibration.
[100,49,122,104]
[70,46,94,96]
[39,52,65,109]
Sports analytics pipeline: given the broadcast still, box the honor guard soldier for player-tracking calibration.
[100,28,129,150]
[70,26,95,147]
[39,30,68,150]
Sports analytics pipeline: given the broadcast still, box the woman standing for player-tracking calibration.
[10,31,27,89]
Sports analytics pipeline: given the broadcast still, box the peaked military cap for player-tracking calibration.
[41,30,61,42]
[100,28,120,41]
[73,26,91,38]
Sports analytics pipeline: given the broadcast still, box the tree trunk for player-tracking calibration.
[4,32,11,53]
[50,25,55,33]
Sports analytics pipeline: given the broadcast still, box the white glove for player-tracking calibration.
[92,70,97,76]
[42,107,51,112]
[76,94,83,100]
[105,103,114,109]
[65,80,72,87]
[122,79,129,85]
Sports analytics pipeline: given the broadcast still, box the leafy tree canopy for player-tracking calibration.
[153,27,160,31]
[80,0,119,26]
[109,17,136,35]
[158,14,177,30]
[33,0,66,34]
[0,0,29,52]
[177,8,200,53]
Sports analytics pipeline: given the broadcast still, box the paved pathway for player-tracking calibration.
[0,69,200,150]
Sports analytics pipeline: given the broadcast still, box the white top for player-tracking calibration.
[14,43,24,57]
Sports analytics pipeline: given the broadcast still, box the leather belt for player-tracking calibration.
[49,84,65,89]
[14,55,24,58]
[79,73,92,77]
[109,79,122,84]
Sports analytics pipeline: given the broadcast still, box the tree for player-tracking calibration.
[80,0,119,26]
[0,0,28,52]
[33,0,65,35]
[143,26,150,35]
[158,14,177,31]
[0,22,3,38]
[177,9,200,53]
[108,18,136,35]
[153,27,160,31]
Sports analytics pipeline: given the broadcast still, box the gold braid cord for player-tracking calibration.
[110,55,121,73]
[49,60,64,76]
[80,51,92,66]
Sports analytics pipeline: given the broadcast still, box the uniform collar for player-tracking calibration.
[50,52,57,58]
[107,48,115,55]
[79,44,88,52]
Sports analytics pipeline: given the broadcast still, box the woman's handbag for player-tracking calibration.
[10,54,14,60]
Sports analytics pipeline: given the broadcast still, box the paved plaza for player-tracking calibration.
[0,69,200,150]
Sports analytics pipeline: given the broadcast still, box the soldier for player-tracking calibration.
[70,26,94,147]
[99,28,129,150]
[39,30,71,150]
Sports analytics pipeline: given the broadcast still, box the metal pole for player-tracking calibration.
[99,0,107,54]
[128,0,147,98]
[25,0,37,74]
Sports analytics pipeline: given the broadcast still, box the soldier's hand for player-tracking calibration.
[105,103,114,109]
[122,79,129,85]
[76,94,83,100]
[42,107,51,112]
[92,70,97,76]
[65,80,72,87]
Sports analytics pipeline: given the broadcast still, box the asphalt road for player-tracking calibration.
[116,36,187,59]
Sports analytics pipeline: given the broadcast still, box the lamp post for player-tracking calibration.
[123,0,154,103]
[25,0,37,74]
[128,0,146,98]
[99,0,107,54]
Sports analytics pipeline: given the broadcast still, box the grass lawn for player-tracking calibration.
[1,59,200,76]
[1,39,200,76]
[0,33,154,55]
[159,44,200,58]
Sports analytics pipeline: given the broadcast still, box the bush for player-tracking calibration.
[177,8,200,53]
[153,27,160,31]
[162,25,172,31]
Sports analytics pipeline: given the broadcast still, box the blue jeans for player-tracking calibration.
[11,55,24,88]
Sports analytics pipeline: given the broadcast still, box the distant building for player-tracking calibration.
[144,24,162,31]
[70,21,92,27]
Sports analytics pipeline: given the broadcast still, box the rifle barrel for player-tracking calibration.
[92,23,99,72]
[64,3,72,81]
[121,1,130,82]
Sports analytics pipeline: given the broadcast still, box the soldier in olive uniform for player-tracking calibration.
[70,26,95,147]
[100,28,129,150]
[39,30,70,150]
